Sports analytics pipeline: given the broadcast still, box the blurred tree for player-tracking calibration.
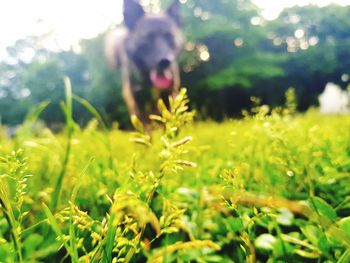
[0,37,89,126]
[265,4,350,109]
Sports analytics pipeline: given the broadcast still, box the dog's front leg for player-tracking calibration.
[121,65,152,133]
[121,65,141,118]
[171,63,181,98]
[123,82,152,133]
[122,82,140,117]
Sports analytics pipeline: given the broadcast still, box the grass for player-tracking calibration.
[0,88,349,262]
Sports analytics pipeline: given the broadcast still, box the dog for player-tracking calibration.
[105,0,184,124]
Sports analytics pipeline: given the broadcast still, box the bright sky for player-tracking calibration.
[0,0,123,59]
[1,0,350,60]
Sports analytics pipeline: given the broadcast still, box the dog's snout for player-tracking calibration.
[158,58,171,69]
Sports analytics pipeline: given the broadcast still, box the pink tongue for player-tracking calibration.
[150,70,173,89]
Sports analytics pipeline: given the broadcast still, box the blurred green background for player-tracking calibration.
[1,0,350,128]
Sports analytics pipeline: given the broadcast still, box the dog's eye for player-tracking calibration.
[140,43,150,52]
[164,32,174,46]
[147,32,156,39]
[164,32,173,40]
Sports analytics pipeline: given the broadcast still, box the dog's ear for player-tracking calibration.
[123,0,145,30]
[166,0,181,26]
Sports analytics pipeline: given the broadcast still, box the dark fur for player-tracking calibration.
[105,0,184,122]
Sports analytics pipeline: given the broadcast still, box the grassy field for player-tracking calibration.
[0,89,350,262]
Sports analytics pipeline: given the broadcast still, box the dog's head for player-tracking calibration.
[124,0,183,89]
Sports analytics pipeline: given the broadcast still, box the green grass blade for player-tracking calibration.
[64,76,73,127]
[70,157,94,203]
[338,249,350,263]
[0,181,23,263]
[101,214,116,263]
[72,94,117,174]
[72,95,107,131]
[42,203,72,258]
[69,207,79,263]
[50,132,72,210]
[24,100,50,124]
[51,77,75,210]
